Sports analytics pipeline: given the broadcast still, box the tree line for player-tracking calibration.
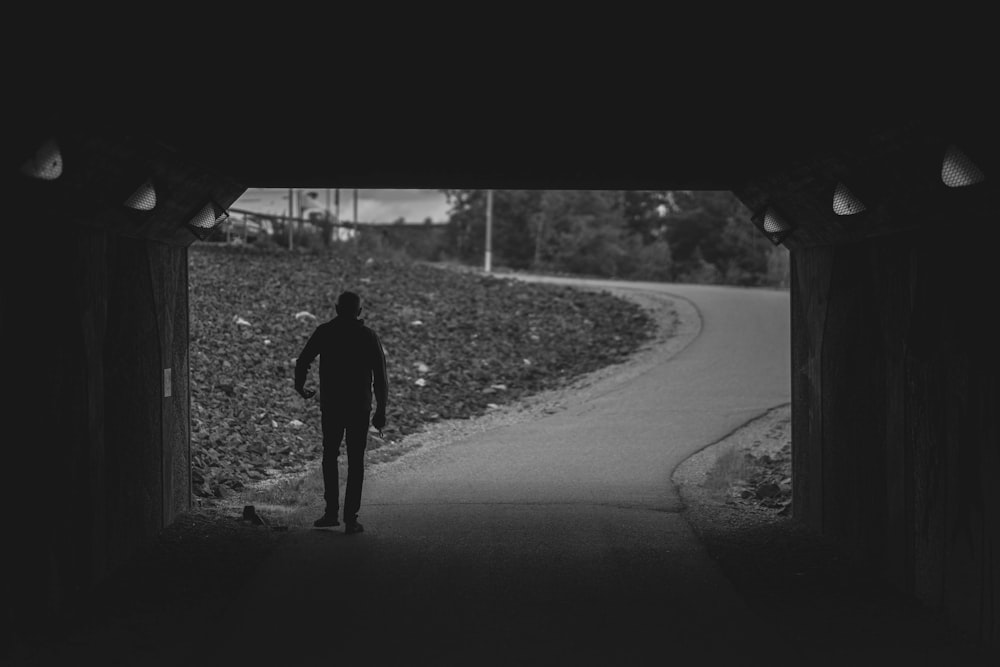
[440,190,789,287]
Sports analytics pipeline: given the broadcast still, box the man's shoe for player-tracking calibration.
[345,522,364,535]
[313,513,340,528]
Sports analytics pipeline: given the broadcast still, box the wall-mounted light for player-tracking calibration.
[186,201,229,240]
[752,206,795,246]
[941,145,985,187]
[832,182,867,215]
[20,139,63,180]
[123,180,157,211]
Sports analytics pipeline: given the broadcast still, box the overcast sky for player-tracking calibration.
[233,188,452,223]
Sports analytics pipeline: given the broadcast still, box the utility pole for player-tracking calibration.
[324,188,332,247]
[533,212,544,269]
[287,187,294,250]
[353,188,358,224]
[485,189,493,273]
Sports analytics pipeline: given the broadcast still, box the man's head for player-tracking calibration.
[335,291,362,319]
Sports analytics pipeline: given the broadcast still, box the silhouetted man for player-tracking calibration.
[295,291,388,534]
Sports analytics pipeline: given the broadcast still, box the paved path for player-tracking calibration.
[202,278,791,665]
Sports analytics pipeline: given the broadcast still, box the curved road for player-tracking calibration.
[205,278,790,665]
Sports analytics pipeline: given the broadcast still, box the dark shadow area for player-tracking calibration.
[4,511,285,665]
[12,506,999,666]
[682,505,1000,666]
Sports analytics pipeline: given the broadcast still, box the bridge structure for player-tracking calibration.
[3,68,997,652]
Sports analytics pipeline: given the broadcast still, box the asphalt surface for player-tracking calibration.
[200,278,792,666]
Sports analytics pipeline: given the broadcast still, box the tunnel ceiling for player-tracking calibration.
[102,105,911,190]
[15,78,988,193]
[10,73,994,250]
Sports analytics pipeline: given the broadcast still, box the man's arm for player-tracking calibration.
[371,331,388,427]
[294,325,323,397]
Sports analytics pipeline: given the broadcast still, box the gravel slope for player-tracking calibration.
[189,244,655,498]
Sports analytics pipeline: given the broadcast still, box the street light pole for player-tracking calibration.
[287,187,294,250]
[324,188,332,246]
[485,189,493,273]
[533,212,544,269]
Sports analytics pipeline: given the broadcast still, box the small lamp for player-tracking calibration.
[752,206,795,245]
[187,201,229,240]
[941,145,985,187]
[832,182,866,216]
[124,179,158,211]
[20,139,63,180]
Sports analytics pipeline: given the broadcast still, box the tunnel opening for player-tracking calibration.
[187,187,792,518]
[191,189,787,498]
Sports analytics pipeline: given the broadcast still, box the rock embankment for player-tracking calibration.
[189,244,656,497]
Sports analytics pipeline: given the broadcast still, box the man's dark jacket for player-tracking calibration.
[295,316,388,419]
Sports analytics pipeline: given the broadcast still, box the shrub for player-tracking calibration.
[623,239,673,281]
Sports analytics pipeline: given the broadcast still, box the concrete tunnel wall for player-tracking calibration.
[3,227,191,627]
[789,234,998,645]
[733,117,999,644]
[3,130,244,642]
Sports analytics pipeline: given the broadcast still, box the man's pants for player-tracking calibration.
[321,411,370,524]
